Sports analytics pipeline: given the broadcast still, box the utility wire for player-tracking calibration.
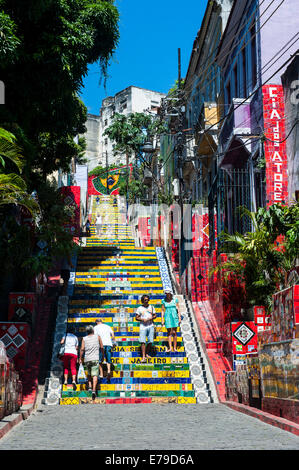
[159,4,293,146]
[197,32,299,126]
[183,0,269,95]
[165,0,289,132]
[182,0,284,98]
[263,119,299,144]
[86,47,298,185]
[188,50,298,143]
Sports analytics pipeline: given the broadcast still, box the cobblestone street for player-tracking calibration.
[0,403,299,451]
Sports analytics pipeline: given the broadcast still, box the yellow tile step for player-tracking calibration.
[60,396,197,405]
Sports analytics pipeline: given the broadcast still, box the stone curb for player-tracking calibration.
[0,404,34,439]
[0,383,46,440]
[223,400,299,437]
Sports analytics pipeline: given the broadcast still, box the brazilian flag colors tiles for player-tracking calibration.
[60,195,197,405]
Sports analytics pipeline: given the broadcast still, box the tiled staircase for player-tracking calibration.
[44,196,212,405]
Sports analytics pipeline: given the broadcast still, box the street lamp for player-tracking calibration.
[141,140,155,203]
[106,151,110,196]
[142,141,154,154]
[141,139,158,245]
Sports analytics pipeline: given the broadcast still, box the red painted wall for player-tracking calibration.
[60,185,81,236]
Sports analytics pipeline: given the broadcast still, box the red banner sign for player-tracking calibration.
[262,84,288,207]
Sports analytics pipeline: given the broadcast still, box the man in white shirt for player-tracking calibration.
[95,214,102,236]
[135,295,157,363]
[94,319,115,380]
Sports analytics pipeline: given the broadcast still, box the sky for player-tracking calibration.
[79,0,208,115]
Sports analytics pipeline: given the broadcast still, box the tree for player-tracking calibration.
[88,164,118,177]
[0,1,120,291]
[0,0,120,180]
[104,112,167,161]
[0,180,79,291]
[117,167,147,203]
[104,112,168,201]
[0,11,20,65]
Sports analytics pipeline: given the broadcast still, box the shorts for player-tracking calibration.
[85,361,99,377]
[99,346,112,363]
[61,269,70,282]
[139,325,154,344]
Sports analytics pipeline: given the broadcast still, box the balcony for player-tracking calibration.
[203,102,220,130]
[195,102,220,132]
[218,98,252,155]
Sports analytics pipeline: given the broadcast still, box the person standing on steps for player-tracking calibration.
[135,295,157,363]
[161,290,181,352]
[60,253,73,296]
[94,319,116,381]
[95,213,102,237]
[79,325,104,401]
[60,325,79,390]
[85,218,91,237]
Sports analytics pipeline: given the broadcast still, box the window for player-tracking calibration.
[226,81,231,111]
[242,47,247,98]
[250,24,257,89]
[233,64,238,97]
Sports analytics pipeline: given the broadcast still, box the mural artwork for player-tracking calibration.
[88,165,133,196]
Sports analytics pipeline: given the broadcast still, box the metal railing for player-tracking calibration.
[208,165,266,252]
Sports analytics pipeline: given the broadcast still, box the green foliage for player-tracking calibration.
[256,203,299,261]
[0,0,120,178]
[0,11,20,65]
[88,164,119,177]
[0,2,120,290]
[0,180,80,291]
[168,79,185,95]
[215,203,299,312]
[104,112,168,159]
[104,112,168,203]
[167,79,185,106]
[118,170,146,203]
[35,180,80,259]
[158,189,174,205]
[0,127,40,215]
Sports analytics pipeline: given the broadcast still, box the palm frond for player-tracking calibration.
[0,128,25,172]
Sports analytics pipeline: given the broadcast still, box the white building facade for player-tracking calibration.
[98,86,166,168]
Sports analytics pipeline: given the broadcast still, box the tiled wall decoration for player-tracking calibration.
[44,196,213,405]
